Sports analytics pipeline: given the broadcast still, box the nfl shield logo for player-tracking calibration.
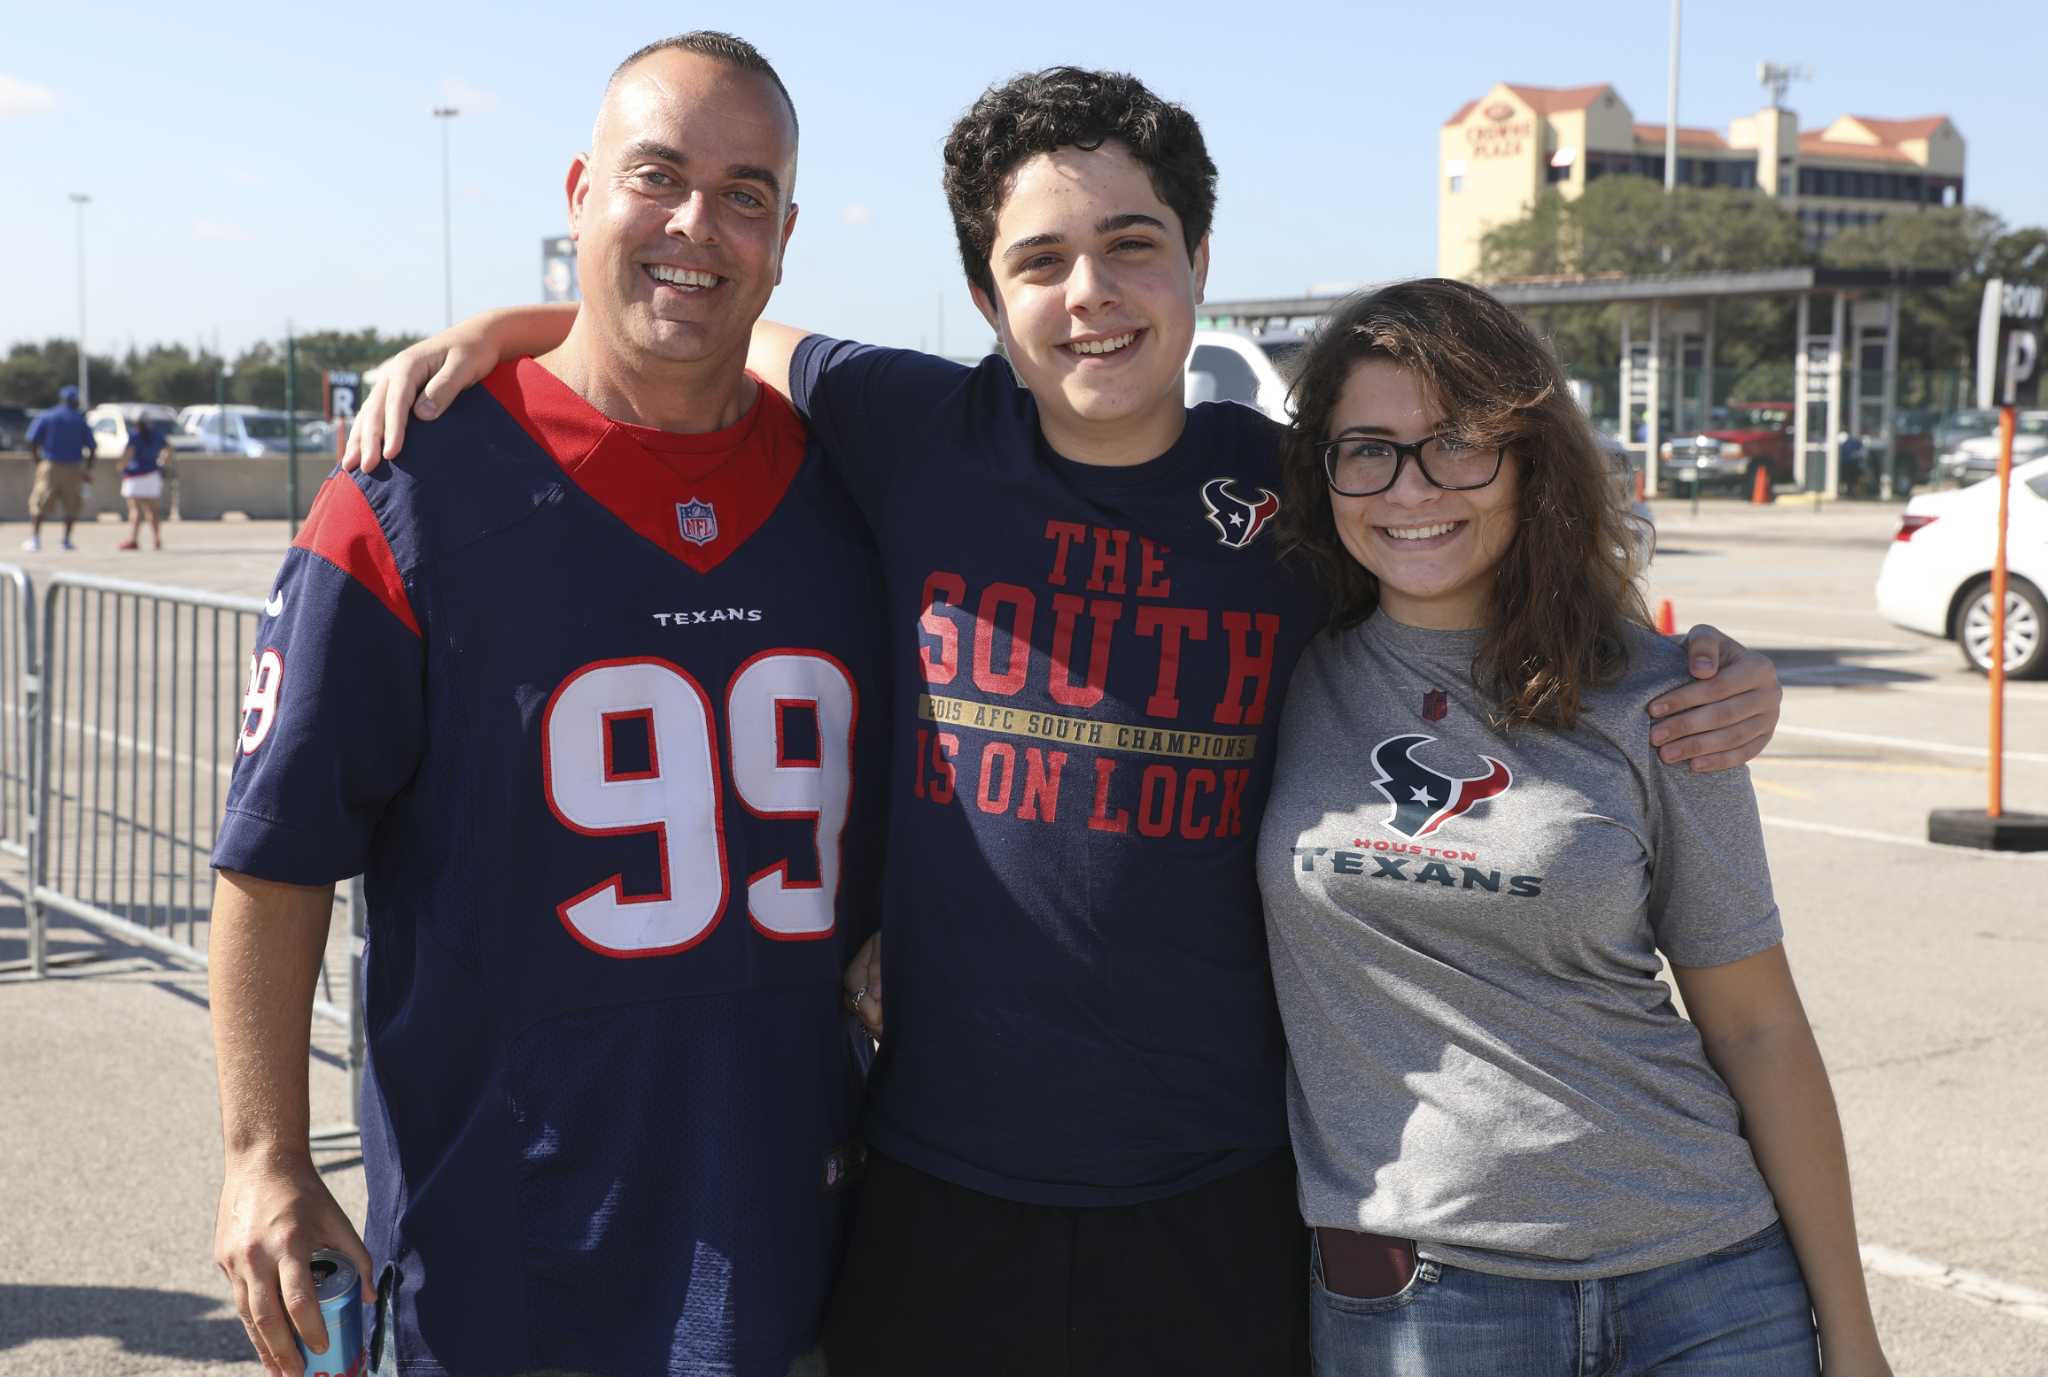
[1422,689,1448,722]
[677,498,718,547]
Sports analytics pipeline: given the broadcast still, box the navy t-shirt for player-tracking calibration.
[27,405,93,462]
[213,359,888,1376]
[791,337,1326,1205]
[124,430,166,476]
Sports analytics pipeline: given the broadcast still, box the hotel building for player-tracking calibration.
[1438,81,1966,280]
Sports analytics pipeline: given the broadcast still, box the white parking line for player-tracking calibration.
[1862,1245,2048,1325]
[1666,623,1934,653]
[1775,724,2048,766]
[1659,594,1901,621]
[1740,632,1933,653]
[1761,814,2048,859]
[1781,674,2048,702]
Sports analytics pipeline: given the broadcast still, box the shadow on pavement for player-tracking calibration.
[0,1284,248,1359]
[0,898,121,976]
[1753,645,1933,689]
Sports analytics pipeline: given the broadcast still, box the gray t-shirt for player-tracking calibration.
[1258,613,1783,1280]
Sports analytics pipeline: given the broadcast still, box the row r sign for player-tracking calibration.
[1977,279,2043,409]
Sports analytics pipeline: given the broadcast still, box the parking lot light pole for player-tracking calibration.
[215,362,233,452]
[1664,0,1681,192]
[433,106,460,327]
[68,193,90,407]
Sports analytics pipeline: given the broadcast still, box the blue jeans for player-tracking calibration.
[1310,1221,1818,1376]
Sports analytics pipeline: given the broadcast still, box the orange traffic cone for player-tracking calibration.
[1656,599,1677,636]
[1750,466,1772,505]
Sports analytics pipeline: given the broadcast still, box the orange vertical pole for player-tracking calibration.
[1988,405,2015,818]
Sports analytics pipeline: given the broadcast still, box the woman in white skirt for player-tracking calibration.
[117,417,167,550]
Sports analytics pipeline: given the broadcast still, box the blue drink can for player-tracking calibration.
[297,1248,367,1377]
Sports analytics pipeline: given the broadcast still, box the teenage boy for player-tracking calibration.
[347,66,1781,1377]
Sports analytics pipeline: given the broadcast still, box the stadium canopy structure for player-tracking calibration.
[1199,266,1958,498]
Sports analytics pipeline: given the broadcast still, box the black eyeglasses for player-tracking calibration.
[1318,434,1506,497]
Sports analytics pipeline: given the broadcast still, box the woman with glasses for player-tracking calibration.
[1258,279,1890,1376]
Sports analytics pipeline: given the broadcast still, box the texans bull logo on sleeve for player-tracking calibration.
[1199,477,1279,549]
[1370,733,1513,838]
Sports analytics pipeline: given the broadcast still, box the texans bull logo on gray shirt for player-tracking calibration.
[1369,733,1512,838]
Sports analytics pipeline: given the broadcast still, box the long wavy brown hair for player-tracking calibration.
[1275,278,1652,731]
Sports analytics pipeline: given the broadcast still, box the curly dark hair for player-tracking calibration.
[941,67,1217,301]
[1275,278,1652,731]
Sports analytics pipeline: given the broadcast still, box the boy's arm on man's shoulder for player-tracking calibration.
[746,320,812,401]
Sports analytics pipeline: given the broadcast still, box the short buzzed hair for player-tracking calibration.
[609,31,799,143]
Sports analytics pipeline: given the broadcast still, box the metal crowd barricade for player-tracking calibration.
[25,572,361,1139]
[0,566,35,862]
[0,565,37,967]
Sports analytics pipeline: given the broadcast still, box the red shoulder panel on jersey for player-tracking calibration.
[293,474,422,637]
[482,358,609,467]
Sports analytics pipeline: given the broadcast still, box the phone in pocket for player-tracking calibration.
[1315,1227,1419,1300]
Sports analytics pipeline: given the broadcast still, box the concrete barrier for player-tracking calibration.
[0,452,338,521]
[166,454,338,520]
[0,451,124,518]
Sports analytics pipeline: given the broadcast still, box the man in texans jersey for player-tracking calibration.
[348,66,1786,1377]
[207,34,884,1377]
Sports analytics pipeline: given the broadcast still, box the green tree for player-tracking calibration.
[228,329,424,412]
[126,344,227,409]
[1479,179,1807,281]
[1476,180,1810,396]
[0,340,131,407]
[2,329,430,417]
[1821,207,1998,371]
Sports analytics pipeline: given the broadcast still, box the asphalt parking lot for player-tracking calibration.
[0,501,2043,1374]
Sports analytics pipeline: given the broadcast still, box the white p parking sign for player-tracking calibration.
[1977,279,2044,409]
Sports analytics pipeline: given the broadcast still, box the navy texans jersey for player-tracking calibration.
[213,359,888,1377]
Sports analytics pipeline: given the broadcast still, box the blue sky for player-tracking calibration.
[3,0,2042,364]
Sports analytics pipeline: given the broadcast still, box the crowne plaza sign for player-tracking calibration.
[1463,100,1534,158]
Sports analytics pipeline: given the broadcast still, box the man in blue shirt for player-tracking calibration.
[24,384,96,552]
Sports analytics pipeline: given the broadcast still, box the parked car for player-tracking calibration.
[1183,328,1304,422]
[1658,401,1793,494]
[1875,455,2048,678]
[1888,407,1940,487]
[298,418,340,453]
[0,404,29,450]
[87,403,204,461]
[1933,407,2001,458]
[176,405,302,457]
[1594,431,1656,567]
[1932,410,2048,488]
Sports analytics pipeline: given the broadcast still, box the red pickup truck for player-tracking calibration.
[1659,403,1795,494]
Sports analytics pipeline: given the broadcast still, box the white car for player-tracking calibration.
[1875,456,2048,678]
[1932,410,2048,487]
[86,403,203,459]
[1184,328,1303,422]
[176,404,301,457]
